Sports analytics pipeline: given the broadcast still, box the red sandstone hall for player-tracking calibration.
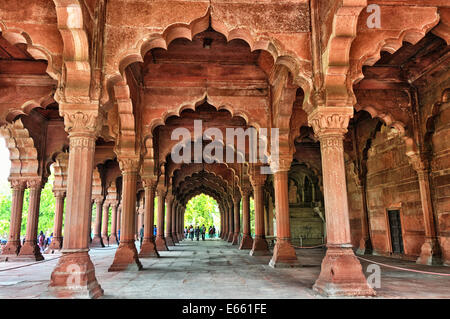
[0,0,449,300]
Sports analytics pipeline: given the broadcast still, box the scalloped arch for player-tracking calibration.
[0,24,60,82]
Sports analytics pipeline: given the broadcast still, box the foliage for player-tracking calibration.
[184,194,219,229]
[0,174,61,239]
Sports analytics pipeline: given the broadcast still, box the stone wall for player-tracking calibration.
[365,127,424,258]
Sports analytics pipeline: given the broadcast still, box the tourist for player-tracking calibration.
[189,225,194,241]
[153,225,157,237]
[210,225,216,239]
[38,231,45,253]
[139,225,144,248]
[195,226,200,241]
[184,226,188,238]
[201,224,206,241]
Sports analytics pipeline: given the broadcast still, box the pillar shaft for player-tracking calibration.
[250,174,270,256]
[155,187,168,251]
[165,196,174,246]
[172,202,179,243]
[18,179,44,260]
[101,202,109,245]
[109,204,118,244]
[232,197,240,245]
[1,180,25,256]
[309,108,374,296]
[416,168,441,265]
[269,169,299,267]
[49,121,103,298]
[139,179,159,258]
[108,159,142,271]
[227,203,234,242]
[239,191,253,249]
[91,199,104,247]
[46,191,65,252]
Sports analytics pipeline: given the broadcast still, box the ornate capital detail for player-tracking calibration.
[118,157,140,174]
[10,179,26,191]
[142,177,157,191]
[93,196,103,205]
[269,155,292,173]
[62,111,100,136]
[308,107,353,138]
[250,173,267,188]
[156,184,166,197]
[407,152,430,175]
[241,184,252,197]
[53,190,66,198]
[26,178,43,190]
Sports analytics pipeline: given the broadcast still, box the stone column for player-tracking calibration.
[165,194,174,246]
[155,185,168,251]
[18,178,44,261]
[108,158,143,271]
[223,203,229,240]
[309,107,375,296]
[250,172,270,256]
[178,206,184,241]
[172,201,179,244]
[49,112,103,298]
[109,202,118,244]
[46,190,66,253]
[232,195,241,245]
[227,202,234,242]
[239,187,253,249]
[139,178,159,258]
[91,198,104,247]
[1,180,26,257]
[413,160,442,265]
[101,201,110,246]
[356,182,372,255]
[268,158,299,268]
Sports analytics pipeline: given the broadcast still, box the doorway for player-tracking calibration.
[388,210,404,254]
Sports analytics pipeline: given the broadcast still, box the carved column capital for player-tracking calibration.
[9,179,26,191]
[26,178,43,190]
[156,184,166,197]
[53,190,66,199]
[241,184,252,197]
[269,155,292,173]
[118,157,140,174]
[308,107,353,138]
[61,110,100,137]
[142,177,157,190]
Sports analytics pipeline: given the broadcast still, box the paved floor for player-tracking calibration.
[0,239,449,298]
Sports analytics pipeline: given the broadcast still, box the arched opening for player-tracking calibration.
[184,193,220,240]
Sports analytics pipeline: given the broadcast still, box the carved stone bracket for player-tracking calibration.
[308,107,354,138]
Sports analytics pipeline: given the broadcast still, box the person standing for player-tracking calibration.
[189,225,194,241]
[139,225,144,248]
[201,224,206,241]
[38,231,45,253]
[195,226,200,241]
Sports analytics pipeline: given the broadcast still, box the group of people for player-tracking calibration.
[36,231,53,253]
[184,225,216,241]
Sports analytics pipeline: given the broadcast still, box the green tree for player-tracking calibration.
[184,194,219,229]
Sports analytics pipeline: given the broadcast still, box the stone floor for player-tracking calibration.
[0,239,449,299]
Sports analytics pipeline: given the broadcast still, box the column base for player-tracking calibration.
[101,235,109,246]
[18,241,44,261]
[416,239,442,266]
[239,234,253,250]
[165,234,175,246]
[49,251,103,299]
[231,233,239,245]
[90,235,104,248]
[139,238,160,258]
[250,237,271,256]
[356,237,373,255]
[269,239,300,268]
[227,232,234,243]
[178,233,184,241]
[155,236,169,251]
[1,240,21,256]
[109,234,118,245]
[313,246,376,297]
[45,237,63,254]
[108,241,143,272]
[172,233,179,244]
